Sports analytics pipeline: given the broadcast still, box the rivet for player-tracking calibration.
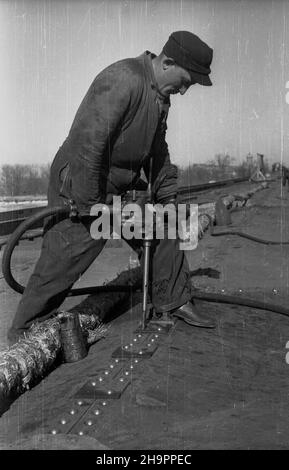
[51,429,57,435]
[124,345,129,350]
[104,371,109,375]
[78,431,84,436]
[120,377,124,382]
[134,359,139,363]
[133,338,137,342]
[151,339,155,342]
[102,401,107,406]
[139,351,143,355]
[91,381,96,387]
[70,410,76,415]
[115,359,119,363]
[147,344,151,347]
[239,289,243,293]
[125,371,129,376]
[110,364,114,369]
[60,419,66,425]
[221,288,225,293]
[77,400,83,406]
[94,410,100,415]
[130,365,133,369]
[158,327,162,331]
[138,334,142,338]
[86,420,93,426]
[272,288,278,295]
[129,343,133,347]
[99,377,103,382]
[108,390,112,395]
[155,334,158,338]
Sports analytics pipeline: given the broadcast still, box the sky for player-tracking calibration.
[0,0,289,168]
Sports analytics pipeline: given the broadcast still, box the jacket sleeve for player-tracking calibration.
[66,63,137,212]
[144,102,178,204]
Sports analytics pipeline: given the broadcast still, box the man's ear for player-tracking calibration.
[162,57,175,70]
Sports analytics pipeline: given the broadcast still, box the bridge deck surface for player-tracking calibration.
[1,181,289,449]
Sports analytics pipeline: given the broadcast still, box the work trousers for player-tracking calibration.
[9,211,192,336]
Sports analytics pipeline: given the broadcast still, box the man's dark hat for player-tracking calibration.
[163,31,213,86]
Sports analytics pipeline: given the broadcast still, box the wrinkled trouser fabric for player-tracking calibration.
[9,213,192,337]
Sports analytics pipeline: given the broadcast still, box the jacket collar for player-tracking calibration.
[142,51,170,105]
[143,50,158,91]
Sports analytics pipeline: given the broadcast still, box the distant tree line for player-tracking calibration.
[0,164,50,197]
[0,154,270,197]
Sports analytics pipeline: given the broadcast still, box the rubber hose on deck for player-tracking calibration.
[211,229,289,245]
[192,291,289,318]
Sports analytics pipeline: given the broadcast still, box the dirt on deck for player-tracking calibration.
[0,180,289,450]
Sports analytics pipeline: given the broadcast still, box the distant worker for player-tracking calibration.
[282,165,289,190]
[8,31,216,345]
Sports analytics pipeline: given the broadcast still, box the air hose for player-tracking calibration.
[211,229,289,245]
[2,206,289,319]
[2,205,69,295]
[2,203,143,296]
[192,291,289,318]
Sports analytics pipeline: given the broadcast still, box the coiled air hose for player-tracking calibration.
[2,204,136,296]
[2,205,289,318]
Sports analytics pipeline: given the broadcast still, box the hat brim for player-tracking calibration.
[189,70,212,86]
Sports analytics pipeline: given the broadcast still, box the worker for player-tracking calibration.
[8,30,216,345]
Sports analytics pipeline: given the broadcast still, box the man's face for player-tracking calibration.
[159,61,195,97]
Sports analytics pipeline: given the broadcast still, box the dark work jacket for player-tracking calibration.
[48,51,178,214]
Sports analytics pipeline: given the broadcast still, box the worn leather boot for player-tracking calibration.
[170,300,216,328]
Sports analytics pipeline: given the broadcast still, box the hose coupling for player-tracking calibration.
[66,199,79,219]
